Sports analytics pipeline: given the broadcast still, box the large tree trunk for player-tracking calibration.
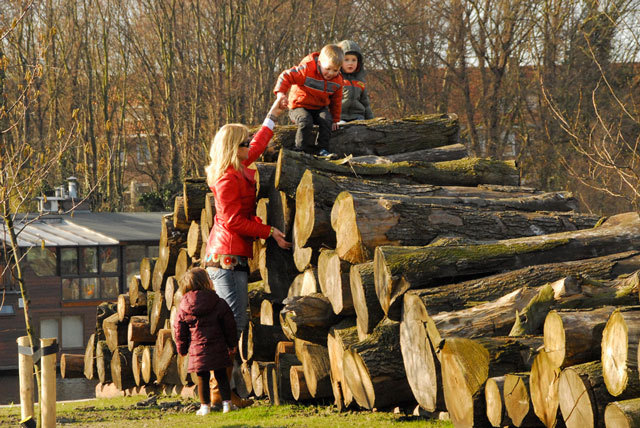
[255,162,276,199]
[279,294,340,345]
[503,373,538,427]
[149,289,169,335]
[604,398,640,427]
[139,257,157,291]
[298,340,333,399]
[103,313,128,352]
[61,354,84,379]
[350,143,467,164]
[601,307,640,397]
[317,249,354,316]
[128,275,145,307]
[558,361,639,428]
[276,149,519,199]
[117,294,145,322]
[259,239,298,299]
[127,315,156,351]
[131,345,145,386]
[187,221,203,258]
[141,345,155,384]
[290,365,312,401]
[111,346,135,390]
[543,307,617,369]
[155,337,180,385]
[245,322,288,362]
[485,376,511,428]
[441,337,542,428]
[84,333,96,380]
[350,262,384,340]
[274,341,299,404]
[402,251,640,319]
[332,190,598,264]
[183,178,209,223]
[261,114,460,161]
[95,340,112,384]
[327,319,359,408]
[343,318,414,410]
[375,212,640,318]
[529,350,561,428]
[288,268,319,297]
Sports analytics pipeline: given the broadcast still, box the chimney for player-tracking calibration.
[67,176,78,199]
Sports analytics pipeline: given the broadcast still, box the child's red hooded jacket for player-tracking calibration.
[274,52,343,123]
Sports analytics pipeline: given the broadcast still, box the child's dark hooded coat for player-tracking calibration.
[338,40,374,121]
[173,289,237,372]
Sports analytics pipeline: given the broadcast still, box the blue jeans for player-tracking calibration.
[206,267,248,336]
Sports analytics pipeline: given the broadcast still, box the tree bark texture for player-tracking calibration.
[350,143,467,164]
[279,294,340,345]
[350,262,384,340]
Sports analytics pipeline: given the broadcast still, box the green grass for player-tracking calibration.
[0,396,453,427]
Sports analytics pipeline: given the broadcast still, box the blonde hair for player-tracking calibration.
[181,267,213,293]
[319,44,344,68]
[205,123,250,187]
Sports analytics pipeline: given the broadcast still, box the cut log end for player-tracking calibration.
[332,191,366,264]
[485,377,505,428]
[543,310,566,369]
[604,399,640,428]
[602,310,630,396]
[530,350,561,428]
[503,373,531,427]
[558,367,595,428]
[293,170,315,247]
[342,350,375,410]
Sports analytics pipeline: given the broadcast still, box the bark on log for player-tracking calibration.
[530,350,561,428]
[61,354,84,379]
[268,187,294,237]
[276,148,519,200]
[247,322,288,362]
[141,345,155,384]
[292,169,337,251]
[403,251,640,318]
[400,294,442,412]
[128,275,145,308]
[161,213,188,249]
[255,162,276,199]
[350,143,467,164]
[139,258,157,291]
[375,213,640,318]
[84,333,96,380]
[503,373,538,427]
[604,398,640,428]
[441,337,542,428]
[127,315,156,351]
[259,238,298,299]
[544,307,616,369]
[601,307,640,396]
[172,197,189,232]
[332,190,598,264]
[187,221,202,258]
[559,361,638,428]
[350,262,384,340]
[183,178,209,223]
[290,365,312,401]
[111,346,135,391]
[262,114,460,161]
[485,376,512,428]
[299,341,333,399]
[131,345,144,386]
[204,192,215,231]
[103,313,128,352]
[117,294,145,322]
[263,362,276,404]
[95,340,112,384]
[200,209,210,249]
[275,341,299,404]
[318,249,354,316]
[247,287,270,323]
[96,302,116,341]
[280,294,340,345]
[343,318,414,410]
[328,319,359,408]
[288,268,319,297]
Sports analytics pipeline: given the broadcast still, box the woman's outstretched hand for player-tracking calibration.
[272,227,292,250]
[270,95,288,118]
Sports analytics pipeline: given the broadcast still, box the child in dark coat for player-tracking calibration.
[173,267,238,415]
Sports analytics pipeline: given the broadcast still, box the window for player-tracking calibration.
[0,305,15,315]
[100,247,118,273]
[61,246,121,301]
[80,247,98,274]
[26,247,57,277]
[40,318,59,341]
[125,245,145,289]
[61,316,83,348]
[60,248,78,275]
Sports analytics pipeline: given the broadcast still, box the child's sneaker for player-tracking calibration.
[317,149,338,159]
[196,404,210,416]
[222,400,238,414]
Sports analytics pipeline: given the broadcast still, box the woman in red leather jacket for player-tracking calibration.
[204,98,291,340]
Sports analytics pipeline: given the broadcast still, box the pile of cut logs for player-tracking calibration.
[67,114,640,427]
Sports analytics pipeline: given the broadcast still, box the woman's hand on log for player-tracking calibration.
[272,227,292,250]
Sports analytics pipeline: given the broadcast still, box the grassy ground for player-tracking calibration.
[0,396,453,428]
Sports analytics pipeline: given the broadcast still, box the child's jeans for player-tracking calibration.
[289,107,332,153]
[206,267,248,337]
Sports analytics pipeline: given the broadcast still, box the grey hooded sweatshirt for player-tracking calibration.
[337,40,374,121]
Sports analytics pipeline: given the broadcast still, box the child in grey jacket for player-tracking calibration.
[337,40,374,122]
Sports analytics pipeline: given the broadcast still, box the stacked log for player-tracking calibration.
[80,115,640,427]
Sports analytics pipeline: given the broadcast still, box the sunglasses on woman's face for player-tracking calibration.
[239,136,253,148]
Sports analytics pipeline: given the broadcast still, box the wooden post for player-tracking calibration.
[17,336,34,421]
[40,337,57,428]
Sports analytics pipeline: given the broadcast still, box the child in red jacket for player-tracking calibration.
[173,267,238,415]
[274,44,344,158]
